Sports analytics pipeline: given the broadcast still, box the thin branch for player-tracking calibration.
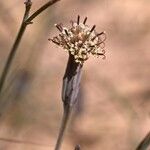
[26,0,60,23]
[0,0,60,97]
[136,132,150,150]
[0,1,32,97]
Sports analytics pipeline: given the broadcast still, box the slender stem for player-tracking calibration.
[54,105,71,150]
[26,0,60,23]
[0,0,60,97]
[55,54,82,150]
[0,1,32,97]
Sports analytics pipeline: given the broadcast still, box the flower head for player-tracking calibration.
[49,15,106,64]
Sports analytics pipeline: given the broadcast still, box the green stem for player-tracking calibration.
[0,1,32,97]
[54,105,71,150]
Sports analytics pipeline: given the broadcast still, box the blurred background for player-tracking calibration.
[0,0,150,150]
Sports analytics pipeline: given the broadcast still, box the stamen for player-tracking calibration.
[92,32,104,41]
[97,32,105,36]
[59,34,70,49]
[70,20,74,27]
[101,49,106,54]
[87,46,95,52]
[96,50,106,58]
[96,49,105,55]
[79,25,96,47]
[91,36,97,41]
[50,16,106,64]
[97,41,105,49]
[54,36,60,41]
[53,36,60,43]
[90,25,96,33]
[64,29,69,36]
[97,52,105,56]
[83,17,87,24]
[55,24,63,32]
[48,38,60,45]
[59,23,63,30]
[89,45,95,48]
[77,15,80,25]
[97,31,106,42]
